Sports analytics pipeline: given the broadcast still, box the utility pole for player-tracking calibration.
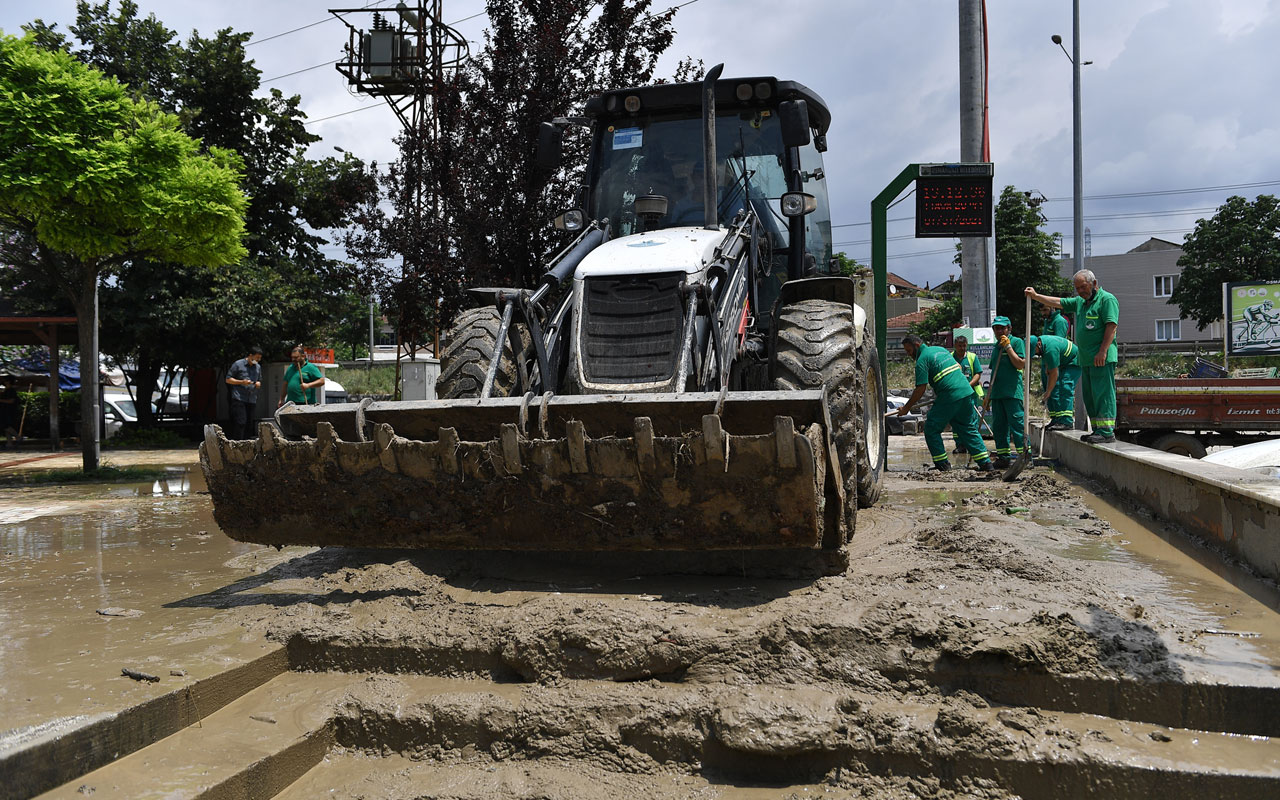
[332,2,469,395]
[958,0,995,328]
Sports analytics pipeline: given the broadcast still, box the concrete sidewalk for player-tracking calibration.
[0,447,200,472]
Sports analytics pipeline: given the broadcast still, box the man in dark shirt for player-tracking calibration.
[225,347,263,439]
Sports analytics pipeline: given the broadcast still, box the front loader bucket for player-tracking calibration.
[199,391,844,552]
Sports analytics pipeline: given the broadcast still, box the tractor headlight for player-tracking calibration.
[780,191,817,218]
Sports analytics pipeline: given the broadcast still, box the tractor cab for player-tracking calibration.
[545,75,837,329]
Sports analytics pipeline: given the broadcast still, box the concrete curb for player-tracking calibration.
[1040,426,1280,582]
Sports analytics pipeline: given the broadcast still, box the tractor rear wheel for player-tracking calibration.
[438,307,532,399]
[773,299,860,544]
[854,331,887,507]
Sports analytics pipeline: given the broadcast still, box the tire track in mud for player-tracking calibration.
[165,467,1280,798]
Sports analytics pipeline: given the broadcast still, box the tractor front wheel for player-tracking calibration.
[437,307,532,399]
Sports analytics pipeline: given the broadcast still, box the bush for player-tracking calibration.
[15,390,80,432]
[328,365,397,396]
[104,425,192,449]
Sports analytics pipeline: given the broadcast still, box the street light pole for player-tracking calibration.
[1052,0,1085,277]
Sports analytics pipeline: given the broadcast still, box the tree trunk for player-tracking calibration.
[74,267,101,471]
[134,353,162,428]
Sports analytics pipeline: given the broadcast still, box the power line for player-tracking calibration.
[1044,179,1280,203]
[304,103,384,125]
[1043,206,1216,223]
[247,0,392,47]
[264,59,336,84]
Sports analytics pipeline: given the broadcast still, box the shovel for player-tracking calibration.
[1002,297,1033,482]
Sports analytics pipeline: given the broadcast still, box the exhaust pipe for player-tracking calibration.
[701,63,724,231]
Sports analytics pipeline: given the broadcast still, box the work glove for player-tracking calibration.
[998,335,1010,348]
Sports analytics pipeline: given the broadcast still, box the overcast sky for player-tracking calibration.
[4,0,1278,288]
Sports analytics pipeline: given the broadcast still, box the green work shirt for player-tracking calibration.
[1060,288,1119,366]
[1038,334,1075,372]
[952,349,984,399]
[1042,310,1069,338]
[987,335,1026,400]
[915,345,975,404]
[284,361,324,404]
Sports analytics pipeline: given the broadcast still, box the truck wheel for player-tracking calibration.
[773,299,859,544]
[1151,432,1207,459]
[854,332,886,508]
[438,307,532,399]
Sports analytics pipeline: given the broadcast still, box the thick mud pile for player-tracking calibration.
[182,467,1278,798]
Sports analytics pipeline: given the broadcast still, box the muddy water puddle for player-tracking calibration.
[0,467,290,734]
[1060,480,1280,679]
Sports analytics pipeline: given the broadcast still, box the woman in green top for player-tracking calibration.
[279,344,325,407]
[1026,272,1119,443]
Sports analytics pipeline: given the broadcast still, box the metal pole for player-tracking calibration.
[872,164,921,379]
[959,0,994,327]
[368,298,375,359]
[1071,0,1084,277]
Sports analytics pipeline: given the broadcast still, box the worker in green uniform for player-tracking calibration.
[1041,306,1069,338]
[1027,271,1119,443]
[1032,334,1079,429]
[895,334,993,472]
[1040,306,1070,391]
[985,316,1027,468]
[950,335,984,454]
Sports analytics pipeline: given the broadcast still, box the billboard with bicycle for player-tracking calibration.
[1227,280,1280,355]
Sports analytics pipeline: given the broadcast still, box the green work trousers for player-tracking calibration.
[1081,363,1116,436]
[925,395,989,466]
[1047,365,1080,426]
[990,397,1026,458]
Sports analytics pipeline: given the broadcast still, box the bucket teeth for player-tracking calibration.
[202,390,844,552]
[374,423,398,473]
[566,419,589,473]
[202,424,224,471]
[500,423,523,475]
[257,422,279,453]
[315,421,334,458]
[634,416,656,473]
[775,416,797,469]
[437,427,460,474]
[702,414,726,463]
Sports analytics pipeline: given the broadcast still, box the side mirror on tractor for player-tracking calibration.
[778,100,811,148]
[536,121,563,170]
[553,208,586,231]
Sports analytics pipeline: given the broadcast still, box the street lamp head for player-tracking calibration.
[1051,34,1063,45]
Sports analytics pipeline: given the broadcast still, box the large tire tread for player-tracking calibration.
[773,300,859,545]
[438,307,531,399]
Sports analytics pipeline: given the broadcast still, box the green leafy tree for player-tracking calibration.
[1172,194,1280,329]
[993,186,1070,334]
[0,32,247,467]
[21,2,375,425]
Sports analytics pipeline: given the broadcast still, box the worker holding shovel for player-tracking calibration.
[896,334,994,473]
[986,316,1028,469]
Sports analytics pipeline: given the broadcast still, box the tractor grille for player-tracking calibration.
[581,273,685,385]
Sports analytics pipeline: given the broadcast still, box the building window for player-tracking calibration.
[1155,319,1181,341]
[1153,274,1179,298]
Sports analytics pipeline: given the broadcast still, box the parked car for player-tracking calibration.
[885,394,922,435]
[324,377,347,404]
[102,392,140,439]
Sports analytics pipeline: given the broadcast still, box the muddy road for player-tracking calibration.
[3,438,1280,798]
